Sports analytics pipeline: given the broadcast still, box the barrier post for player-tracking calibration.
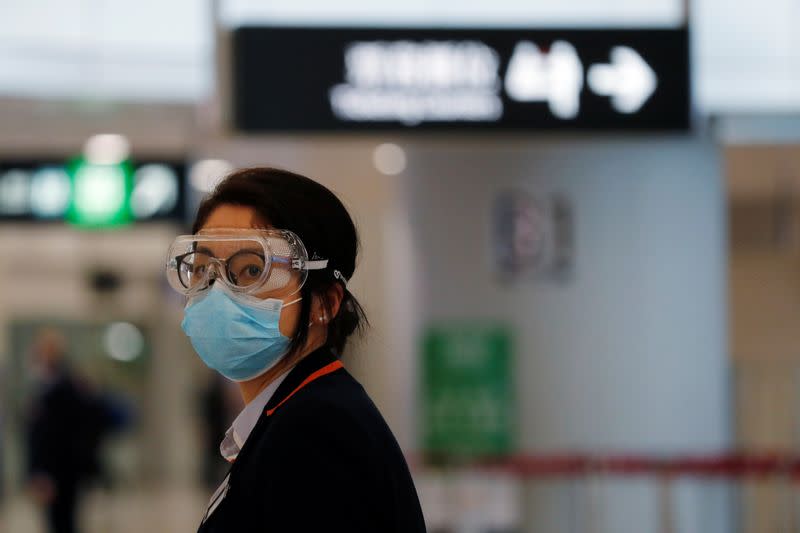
[658,473,674,533]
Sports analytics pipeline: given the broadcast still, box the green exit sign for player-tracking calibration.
[66,157,134,228]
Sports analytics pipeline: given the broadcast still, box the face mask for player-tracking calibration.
[181,284,301,382]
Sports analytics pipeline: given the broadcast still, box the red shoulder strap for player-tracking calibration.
[265,360,344,416]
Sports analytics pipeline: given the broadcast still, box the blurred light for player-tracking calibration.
[132,164,179,218]
[104,322,145,362]
[0,169,30,215]
[83,134,131,165]
[373,143,406,175]
[30,167,70,218]
[190,159,233,192]
[72,165,128,221]
[220,0,683,27]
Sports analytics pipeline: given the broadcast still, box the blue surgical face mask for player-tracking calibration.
[181,284,301,382]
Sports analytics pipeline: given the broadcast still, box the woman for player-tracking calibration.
[166,168,426,532]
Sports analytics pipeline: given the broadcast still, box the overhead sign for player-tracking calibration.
[0,159,186,224]
[233,27,689,131]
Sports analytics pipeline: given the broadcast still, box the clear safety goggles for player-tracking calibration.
[165,228,328,297]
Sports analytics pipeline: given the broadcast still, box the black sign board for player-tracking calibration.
[0,159,186,223]
[233,27,689,132]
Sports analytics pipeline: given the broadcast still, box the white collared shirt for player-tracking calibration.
[220,371,290,462]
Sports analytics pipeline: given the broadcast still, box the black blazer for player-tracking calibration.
[198,347,427,532]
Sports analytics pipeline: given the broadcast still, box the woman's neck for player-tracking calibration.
[238,363,288,404]
[237,338,326,404]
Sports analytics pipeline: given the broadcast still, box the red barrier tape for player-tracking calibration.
[416,452,800,479]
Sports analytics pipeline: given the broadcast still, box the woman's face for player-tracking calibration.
[199,204,302,338]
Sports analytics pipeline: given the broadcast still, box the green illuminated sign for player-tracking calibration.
[421,323,515,459]
[66,157,134,228]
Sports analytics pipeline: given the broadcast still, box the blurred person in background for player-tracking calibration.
[166,168,426,532]
[25,328,114,533]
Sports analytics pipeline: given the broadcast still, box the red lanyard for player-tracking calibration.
[265,360,344,417]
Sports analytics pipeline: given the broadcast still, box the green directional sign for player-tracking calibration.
[421,323,515,458]
[65,156,134,228]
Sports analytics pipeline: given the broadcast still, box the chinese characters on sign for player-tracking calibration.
[233,27,688,131]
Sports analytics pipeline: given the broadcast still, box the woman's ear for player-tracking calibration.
[326,283,345,319]
[310,283,344,323]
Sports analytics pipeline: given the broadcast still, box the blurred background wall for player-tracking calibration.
[401,137,728,533]
[0,1,799,533]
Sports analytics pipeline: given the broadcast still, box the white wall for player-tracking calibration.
[399,135,730,533]
[692,0,800,112]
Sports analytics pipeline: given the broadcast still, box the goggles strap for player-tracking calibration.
[333,269,348,286]
[300,258,349,286]
[304,259,329,270]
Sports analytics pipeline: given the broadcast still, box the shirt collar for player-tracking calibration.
[220,370,290,462]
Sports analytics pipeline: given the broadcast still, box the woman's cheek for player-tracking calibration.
[279,306,301,337]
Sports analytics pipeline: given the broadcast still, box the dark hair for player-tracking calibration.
[192,167,368,357]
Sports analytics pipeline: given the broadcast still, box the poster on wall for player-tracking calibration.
[492,188,574,282]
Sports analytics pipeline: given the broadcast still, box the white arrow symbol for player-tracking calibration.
[587,46,657,113]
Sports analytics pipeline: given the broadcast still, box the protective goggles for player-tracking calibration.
[165,228,328,297]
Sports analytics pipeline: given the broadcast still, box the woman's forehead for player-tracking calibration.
[202,204,271,230]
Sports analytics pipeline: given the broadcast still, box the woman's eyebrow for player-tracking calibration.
[195,245,265,258]
[238,246,263,254]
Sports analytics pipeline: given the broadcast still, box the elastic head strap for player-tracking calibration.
[304,259,328,270]
[333,269,348,286]
[304,259,348,286]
